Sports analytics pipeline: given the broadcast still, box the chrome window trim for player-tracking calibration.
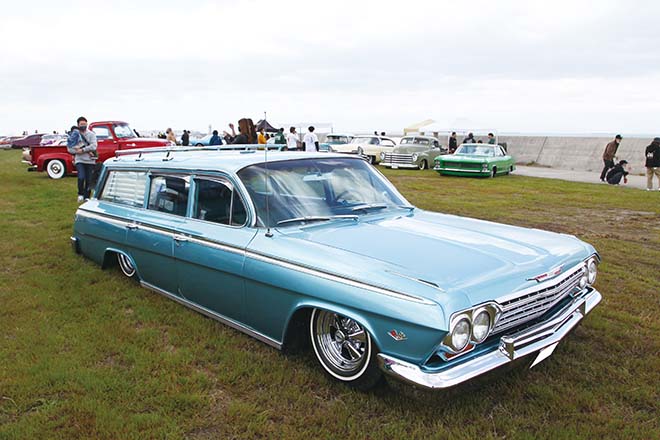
[75,209,434,305]
[140,280,282,349]
[190,176,249,229]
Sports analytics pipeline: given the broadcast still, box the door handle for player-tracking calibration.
[126,223,138,230]
[173,234,189,243]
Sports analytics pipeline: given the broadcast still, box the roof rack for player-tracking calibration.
[114,144,283,159]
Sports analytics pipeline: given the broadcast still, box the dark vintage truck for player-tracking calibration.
[23,121,172,179]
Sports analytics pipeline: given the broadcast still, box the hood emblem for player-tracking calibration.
[527,265,563,283]
[388,330,407,341]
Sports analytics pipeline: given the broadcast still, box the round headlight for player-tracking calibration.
[587,259,597,284]
[412,153,419,162]
[380,152,386,160]
[481,163,488,171]
[579,273,588,289]
[451,318,471,351]
[472,311,491,343]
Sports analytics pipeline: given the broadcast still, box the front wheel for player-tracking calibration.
[309,309,382,390]
[490,167,497,178]
[46,159,66,179]
[418,159,428,170]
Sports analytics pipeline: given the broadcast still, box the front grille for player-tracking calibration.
[383,153,414,165]
[453,162,482,169]
[492,267,584,334]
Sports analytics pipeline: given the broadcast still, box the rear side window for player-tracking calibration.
[194,178,247,226]
[148,175,189,216]
[100,171,147,207]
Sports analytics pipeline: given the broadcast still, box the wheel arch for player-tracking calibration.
[102,248,139,276]
[39,153,73,173]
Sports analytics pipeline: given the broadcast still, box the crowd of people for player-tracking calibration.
[599,135,660,190]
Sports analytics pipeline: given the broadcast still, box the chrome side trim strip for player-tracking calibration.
[245,251,435,305]
[140,280,282,349]
[378,287,602,389]
[435,167,483,173]
[77,209,433,305]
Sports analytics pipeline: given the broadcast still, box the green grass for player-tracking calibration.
[1,150,659,439]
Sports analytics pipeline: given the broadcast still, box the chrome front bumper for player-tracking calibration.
[381,162,418,169]
[378,287,602,389]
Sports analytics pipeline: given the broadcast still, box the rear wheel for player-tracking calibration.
[117,253,136,278]
[309,309,382,390]
[46,159,66,179]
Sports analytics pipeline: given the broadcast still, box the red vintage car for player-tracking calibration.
[24,121,173,179]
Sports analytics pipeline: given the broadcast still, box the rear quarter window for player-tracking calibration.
[100,171,147,207]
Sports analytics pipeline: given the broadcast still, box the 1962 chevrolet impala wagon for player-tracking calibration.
[71,147,602,390]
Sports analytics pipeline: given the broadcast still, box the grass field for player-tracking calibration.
[1,149,659,439]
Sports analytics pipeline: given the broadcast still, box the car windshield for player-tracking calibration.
[455,144,496,156]
[326,136,349,144]
[238,157,409,227]
[114,124,136,139]
[400,137,430,145]
[351,137,376,144]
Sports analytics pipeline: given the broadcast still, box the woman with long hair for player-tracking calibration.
[231,118,257,144]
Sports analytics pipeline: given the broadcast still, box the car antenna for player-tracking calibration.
[264,144,273,238]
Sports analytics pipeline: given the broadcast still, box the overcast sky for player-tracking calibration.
[1,0,659,136]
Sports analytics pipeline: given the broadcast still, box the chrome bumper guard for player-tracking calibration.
[70,236,80,254]
[382,163,418,169]
[377,287,602,389]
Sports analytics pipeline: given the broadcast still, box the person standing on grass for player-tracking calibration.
[258,128,267,144]
[286,127,299,151]
[274,127,286,145]
[209,130,222,146]
[600,134,622,182]
[645,137,660,191]
[303,126,319,152]
[181,130,190,146]
[67,116,97,203]
[448,132,458,153]
[166,128,177,145]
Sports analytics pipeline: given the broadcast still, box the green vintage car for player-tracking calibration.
[434,143,515,177]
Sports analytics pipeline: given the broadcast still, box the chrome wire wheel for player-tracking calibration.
[117,253,136,278]
[310,309,372,381]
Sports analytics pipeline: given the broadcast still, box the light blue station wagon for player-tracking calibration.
[71,147,602,390]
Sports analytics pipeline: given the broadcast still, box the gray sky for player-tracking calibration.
[1,0,659,135]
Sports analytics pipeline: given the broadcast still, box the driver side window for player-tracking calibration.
[91,126,111,140]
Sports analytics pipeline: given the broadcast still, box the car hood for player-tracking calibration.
[274,210,594,309]
[439,155,492,163]
[392,145,434,154]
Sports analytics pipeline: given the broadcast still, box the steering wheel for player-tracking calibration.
[334,190,353,205]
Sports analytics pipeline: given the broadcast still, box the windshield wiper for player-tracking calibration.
[396,205,415,211]
[276,215,358,226]
[351,203,388,212]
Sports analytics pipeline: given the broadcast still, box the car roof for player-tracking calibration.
[326,133,354,136]
[106,148,361,174]
[402,135,438,140]
[92,121,128,125]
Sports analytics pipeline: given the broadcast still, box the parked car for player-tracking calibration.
[189,134,214,146]
[39,134,67,146]
[24,121,172,179]
[12,133,44,149]
[71,149,601,390]
[331,135,397,164]
[380,135,447,170]
[434,143,515,177]
[319,133,354,152]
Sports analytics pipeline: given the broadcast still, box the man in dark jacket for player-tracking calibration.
[606,160,629,185]
[600,134,622,182]
[181,130,190,146]
[209,130,222,146]
[645,137,660,191]
[463,132,475,144]
[448,132,458,153]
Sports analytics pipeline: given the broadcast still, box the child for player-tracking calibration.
[67,125,81,151]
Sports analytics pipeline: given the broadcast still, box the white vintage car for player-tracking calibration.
[331,135,397,164]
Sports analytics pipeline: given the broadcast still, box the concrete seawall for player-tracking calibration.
[498,135,653,172]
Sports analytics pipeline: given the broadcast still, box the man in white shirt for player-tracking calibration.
[286,127,299,151]
[302,126,319,152]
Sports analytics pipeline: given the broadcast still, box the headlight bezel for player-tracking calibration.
[442,302,501,353]
[586,257,598,285]
[380,152,386,161]
[412,153,419,162]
